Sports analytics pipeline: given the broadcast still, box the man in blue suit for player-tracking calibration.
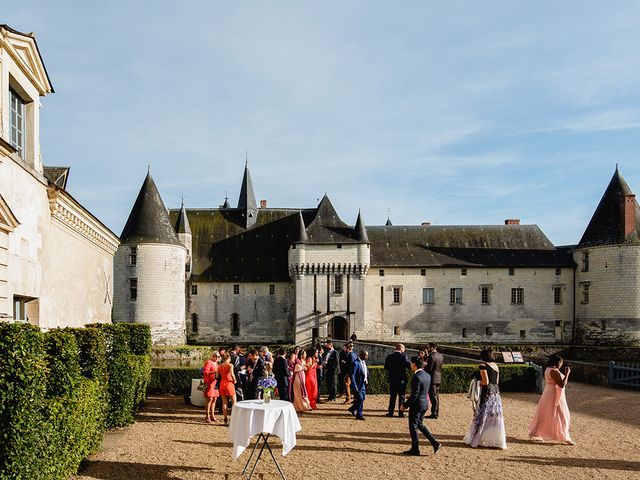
[400,357,441,456]
[348,350,368,420]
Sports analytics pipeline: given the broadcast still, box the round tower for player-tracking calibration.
[113,171,187,345]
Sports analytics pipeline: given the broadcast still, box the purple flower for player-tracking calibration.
[257,376,278,389]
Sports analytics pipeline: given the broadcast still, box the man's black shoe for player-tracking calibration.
[355,416,365,420]
[433,442,442,455]
[402,449,420,456]
[427,414,438,419]
[348,406,356,416]
[385,413,394,417]
[398,413,406,418]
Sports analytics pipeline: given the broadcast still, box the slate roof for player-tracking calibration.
[120,173,182,246]
[368,225,574,267]
[175,203,191,235]
[578,167,640,248]
[305,195,361,244]
[43,166,69,189]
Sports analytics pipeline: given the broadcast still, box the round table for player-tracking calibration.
[229,399,301,479]
[190,379,206,407]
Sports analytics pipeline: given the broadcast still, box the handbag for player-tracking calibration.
[197,380,207,392]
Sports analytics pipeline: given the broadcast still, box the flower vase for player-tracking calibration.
[263,390,272,404]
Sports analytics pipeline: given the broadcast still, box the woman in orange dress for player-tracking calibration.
[291,350,312,413]
[305,348,319,410]
[218,352,237,425]
[203,351,221,423]
[529,354,574,444]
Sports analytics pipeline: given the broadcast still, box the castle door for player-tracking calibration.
[329,316,349,340]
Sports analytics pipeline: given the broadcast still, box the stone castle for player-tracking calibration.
[113,163,640,347]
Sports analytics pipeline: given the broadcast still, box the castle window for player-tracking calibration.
[379,269,385,277]
[191,284,198,295]
[233,284,240,295]
[392,286,402,304]
[555,267,561,276]
[511,288,524,305]
[481,286,491,305]
[581,283,590,304]
[461,267,467,276]
[13,296,29,322]
[129,278,138,301]
[336,243,342,249]
[393,326,401,336]
[508,267,515,276]
[582,252,589,272]
[269,284,275,295]
[486,326,493,336]
[231,313,239,336]
[334,275,343,295]
[129,246,137,266]
[520,329,526,339]
[9,88,26,158]
[553,286,562,304]
[380,286,384,310]
[422,288,434,305]
[462,328,467,338]
[421,268,426,276]
[191,313,199,333]
[450,288,463,305]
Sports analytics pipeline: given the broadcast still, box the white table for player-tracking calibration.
[229,399,301,479]
[190,379,206,407]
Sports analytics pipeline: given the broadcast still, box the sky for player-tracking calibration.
[5,1,640,245]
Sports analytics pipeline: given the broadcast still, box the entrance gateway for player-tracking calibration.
[328,316,349,340]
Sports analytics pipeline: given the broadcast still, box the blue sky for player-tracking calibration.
[5,1,640,245]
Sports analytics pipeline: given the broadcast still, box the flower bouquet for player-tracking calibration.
[257,376,278,404]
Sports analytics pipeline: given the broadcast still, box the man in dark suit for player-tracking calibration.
[246,349,265,400]
[400,357,441,456]
[348,349,368,420]
[322,341,339,401]
[273,347,290,402]
[384,343,410,417]
[338,344,348,397]
[341,342,357,404]
[229,344,246,401]
[425,342,444,419]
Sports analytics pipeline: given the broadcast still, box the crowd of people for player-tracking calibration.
[201,340,574,455]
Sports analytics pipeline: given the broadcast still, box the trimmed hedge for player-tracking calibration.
[149,363,537,396]
[0,322,152,480]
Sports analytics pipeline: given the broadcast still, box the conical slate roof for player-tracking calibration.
[354,210,370,243]
[237,162,257,211]
[175,201,191,235]
[385,217,393,226]
[305,194,362,244]
[579,167,640,247]
[294,211,308,243]
[120,172,182,245]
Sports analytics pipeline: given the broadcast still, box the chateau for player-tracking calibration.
[0,25,119,327]
[113,163,640,347]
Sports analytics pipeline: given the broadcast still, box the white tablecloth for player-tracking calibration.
[190,379,206,407]
[229,400,301,459]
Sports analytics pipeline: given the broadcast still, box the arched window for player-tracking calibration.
[231,313,239,336]
[191,313,198,333]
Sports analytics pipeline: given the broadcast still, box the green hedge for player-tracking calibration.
[150,363,536,397]
[0,322,152,480]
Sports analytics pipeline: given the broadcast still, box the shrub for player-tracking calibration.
[44,329,82,398]
[66,327,107,381]
[148,367,201,395]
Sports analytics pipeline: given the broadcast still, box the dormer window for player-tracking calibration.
[9,88,26,157]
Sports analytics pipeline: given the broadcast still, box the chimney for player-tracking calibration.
[260,200,267,208]
[621,194,636,237]
[505,219,520,225]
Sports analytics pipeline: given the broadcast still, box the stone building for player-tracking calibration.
[0,25,119,327]
[116,161,640,346]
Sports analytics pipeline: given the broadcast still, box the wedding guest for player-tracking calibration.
[203,351,221,423]
[322,341,339,401]
[418,349,427,362]
[259,346,272,375]
[529,354,574,444]
[291,350,312,413]
[229,344,246,401]
[425,343,444,419]
[385,343,410,417]
[348,350,368,420]
[246,349,265,399]
[314,343,324,404]
[399,357,441,456]
[350,332,358,342]
[273,347,291,402]
[305,348,320,410]
[338,344,349,398]
[218,352,237,426]
[342,342,357,404]
[463,349,507,449]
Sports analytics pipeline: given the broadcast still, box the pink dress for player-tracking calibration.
[291,360,312,413]
[203,360,219,398]
[305,360,319,410]
[529,368,573,443]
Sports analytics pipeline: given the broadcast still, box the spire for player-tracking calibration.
[294,211,308,243]
[354,210,370,243]
[222,197,230,208]
[175,200,191,235]
[120,171,182,245]
[385,217,393,226]
[237,161,258,228]
[579,167,640,247]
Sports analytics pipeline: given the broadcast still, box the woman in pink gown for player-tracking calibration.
[529,354,574,444]
[305,349,319,410]
[291,350,312,413]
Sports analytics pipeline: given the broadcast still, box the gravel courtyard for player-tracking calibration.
[74,383,640,480]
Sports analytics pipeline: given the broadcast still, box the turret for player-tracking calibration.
[237,161,258,229]
[175,199,192,275]
[113,171,187,345]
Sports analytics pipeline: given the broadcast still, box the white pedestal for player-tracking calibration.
[190,378,206,407]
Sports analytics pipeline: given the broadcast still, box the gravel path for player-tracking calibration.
[74,382,640,480]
